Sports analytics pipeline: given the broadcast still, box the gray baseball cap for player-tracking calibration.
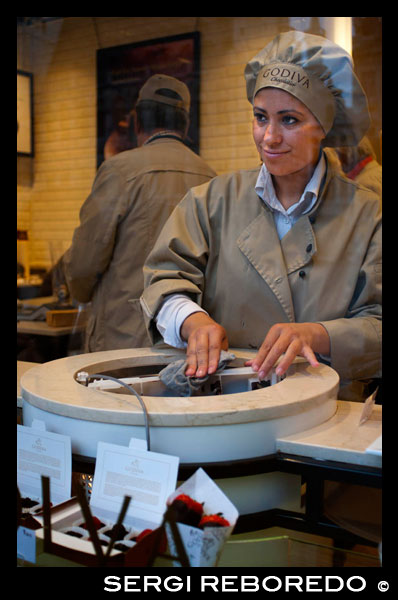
[136,74,190,113]
[244,31,370,147]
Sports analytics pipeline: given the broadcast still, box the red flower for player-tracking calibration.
[169,494,204,527]
[199,514,230,528]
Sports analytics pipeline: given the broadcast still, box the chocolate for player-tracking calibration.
[114,542,130,552]
[103,523,128,540]
[65,530,83,538]
[21,497,40,508]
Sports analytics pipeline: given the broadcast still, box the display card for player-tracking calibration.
[90,440,179,531]
[17,421,72,505]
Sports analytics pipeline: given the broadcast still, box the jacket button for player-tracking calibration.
[299,270,306,278]
[306,243,312,253]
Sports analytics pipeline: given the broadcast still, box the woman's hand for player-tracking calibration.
[180,312,228,378]
[245,322,330,378]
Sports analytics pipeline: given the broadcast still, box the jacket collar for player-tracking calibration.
[237,197,296,322]
[255,153,326,218]
[236,157,334,322]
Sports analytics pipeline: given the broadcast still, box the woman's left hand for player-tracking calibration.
[245,322,330,379]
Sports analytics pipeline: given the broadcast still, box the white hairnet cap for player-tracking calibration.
[244,31,370,147]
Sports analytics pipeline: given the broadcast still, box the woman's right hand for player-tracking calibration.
[180,312,228,378]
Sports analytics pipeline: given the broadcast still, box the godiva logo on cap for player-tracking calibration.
[262,65,310,89]
[252,61,335,135]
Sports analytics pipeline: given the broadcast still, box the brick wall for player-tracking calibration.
[17,17,381,269]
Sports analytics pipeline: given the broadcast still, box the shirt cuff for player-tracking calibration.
[156,294,207,348]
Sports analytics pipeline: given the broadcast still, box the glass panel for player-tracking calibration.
[17,17,382,274]
[17,18,382,566]
[218,535,381,568]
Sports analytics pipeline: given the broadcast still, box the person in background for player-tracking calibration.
[63,74,216,352]
[141,31,381,402]
[332,135,382,200]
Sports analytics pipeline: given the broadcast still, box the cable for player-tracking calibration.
[84,373,151,451]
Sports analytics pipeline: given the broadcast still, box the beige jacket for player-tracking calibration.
[141,152,381,399]
[64,137,216,351]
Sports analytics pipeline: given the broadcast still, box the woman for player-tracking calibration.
[140,31,381,401]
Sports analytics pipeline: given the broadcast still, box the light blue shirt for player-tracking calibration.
[156,155,326,347]
[254,153,326,239]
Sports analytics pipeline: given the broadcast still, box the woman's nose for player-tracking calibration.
[263,121,282,145]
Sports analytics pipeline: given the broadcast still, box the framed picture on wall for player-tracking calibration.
[96,31,200,167]
[17,70,34,157]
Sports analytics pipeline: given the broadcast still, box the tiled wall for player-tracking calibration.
[17,17,381,269]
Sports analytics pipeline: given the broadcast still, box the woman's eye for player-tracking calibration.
[254,112,266,123]
[282,115,298,125]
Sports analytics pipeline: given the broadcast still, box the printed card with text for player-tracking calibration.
[17,421,72,506]
[17,421,72,563]
[91,440,179,531]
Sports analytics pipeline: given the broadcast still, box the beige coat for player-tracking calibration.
[141,152,381,399]
[64,137,216,351]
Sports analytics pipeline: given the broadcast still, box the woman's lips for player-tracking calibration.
[263,149,289,158]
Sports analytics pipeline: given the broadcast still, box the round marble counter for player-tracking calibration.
[21,347,338,426]
[21,347,339,464]
[21,348,340,515]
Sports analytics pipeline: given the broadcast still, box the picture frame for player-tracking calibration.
[17,69,34,157]
[96,31,200,167]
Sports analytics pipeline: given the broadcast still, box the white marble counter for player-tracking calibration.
[19,350,380,516]
[17,360,37,408]
[20,347,339,428]
[276,400,382,468]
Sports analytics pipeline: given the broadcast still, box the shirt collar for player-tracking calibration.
[143,131,183,145]
[255,152,326,216]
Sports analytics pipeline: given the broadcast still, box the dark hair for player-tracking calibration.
[135,89,189,136]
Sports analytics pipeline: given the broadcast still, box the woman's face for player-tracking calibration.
[252,87,325,178]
